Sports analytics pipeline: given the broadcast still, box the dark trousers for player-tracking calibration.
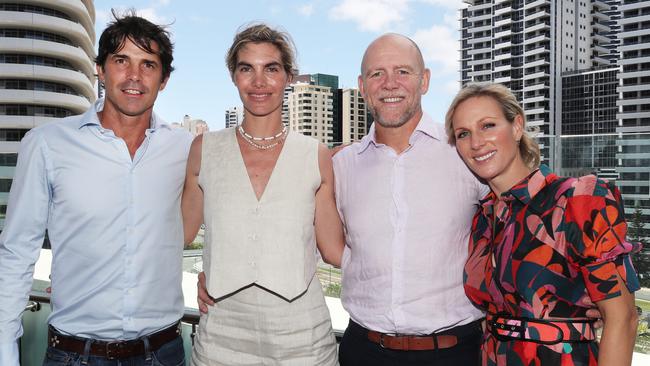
[43,334,185,366]
[338,319,482,366]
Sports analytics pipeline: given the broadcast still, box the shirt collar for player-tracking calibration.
[77,98,170,131]
[480,164,554,216]
[357,112,441,154]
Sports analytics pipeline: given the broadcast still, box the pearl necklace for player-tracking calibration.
[238,125,287,150]
[238,124,286,141]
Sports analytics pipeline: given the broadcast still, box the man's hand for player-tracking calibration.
[586,307,603,329]
[197,271,214,314]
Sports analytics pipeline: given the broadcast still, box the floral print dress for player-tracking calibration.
[463,166,640,365]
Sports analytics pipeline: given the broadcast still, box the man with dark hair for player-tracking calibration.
[0,10,192,366]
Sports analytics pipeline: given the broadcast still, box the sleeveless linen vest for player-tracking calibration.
[199,128,321,300]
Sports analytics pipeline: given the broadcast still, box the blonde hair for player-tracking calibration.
[226,23,297,78]
[445,83,540,169]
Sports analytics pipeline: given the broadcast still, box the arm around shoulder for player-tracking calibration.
[182,135,204,246]
[314,143,344,267]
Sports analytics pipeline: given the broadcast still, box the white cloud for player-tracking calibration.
[412,24,459,74]
[298,4,315,16]
[418,0,465,9]
[97,6,170,25]
[136,7,170,24]
[329,0,410,32]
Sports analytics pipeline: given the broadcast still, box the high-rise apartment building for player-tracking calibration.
[0,0,96,230]
[616,0,650,236]
[225,106,243,128]
[340,88,370,144]
[461,0,620,166]
[285,82,334,144]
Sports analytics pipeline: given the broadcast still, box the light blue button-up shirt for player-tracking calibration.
[0,98,193,364]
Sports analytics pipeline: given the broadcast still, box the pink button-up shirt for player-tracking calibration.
[333,114,488,334]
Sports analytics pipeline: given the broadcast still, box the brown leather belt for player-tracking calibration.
[367,331,458,351]
[48,322,181,360]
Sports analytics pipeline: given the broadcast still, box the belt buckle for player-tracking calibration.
[379,334,387,349]
[105,341,124,360]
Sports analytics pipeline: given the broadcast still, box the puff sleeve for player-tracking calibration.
[564,176,640,302]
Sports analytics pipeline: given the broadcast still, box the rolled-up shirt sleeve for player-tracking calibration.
[0,130,51,361]
[565,177,641,303]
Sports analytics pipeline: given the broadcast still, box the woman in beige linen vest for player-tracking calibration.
[181,24,344,365]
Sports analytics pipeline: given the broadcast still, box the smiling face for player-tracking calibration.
[97,37,167,119]
[451,96,530,194]
[359,35,430,129]
[233,42,290,120]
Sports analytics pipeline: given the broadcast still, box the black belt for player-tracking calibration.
[48,322,181,360]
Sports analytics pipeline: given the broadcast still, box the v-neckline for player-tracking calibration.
[232,128,290,203]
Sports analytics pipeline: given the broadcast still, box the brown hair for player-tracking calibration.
[226,23,297,78]
[445,83,540,169]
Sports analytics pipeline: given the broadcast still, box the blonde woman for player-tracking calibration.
[445,83,639,365]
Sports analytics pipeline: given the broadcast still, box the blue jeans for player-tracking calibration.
[42,335,185,366]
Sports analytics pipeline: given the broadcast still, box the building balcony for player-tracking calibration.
[523,46,548,57]
[619,56,650,66]
[494,41,512,50]
[495,18,510,28]
[618,69,650,79]
[523,94,548,103]
[494,75,512,83]
[618,28,650,39]
[468,35,492,44]
[472,24,493,33]
[524,81,547,91]
[0,10,94,57]
[0,37,94,79]
[468,69,493,78]
[468,2,493,11]
[493,64,512,72]
[592,32,611,43]
[468,47,492,56]
[494,52,512,61]
[525,22,550,33]
[524,10,550,22]
[619,14,650,26]
[592,11,609,22]
[524,0,547,8]
[525,34,550,44]
[0,63,95,102]
[526,58,549,67]
[494,6,512,17]
[468,58,492,66]
[494,29,512,38]
[592,21,610,33]
[471,13,492,22]
[592,0,609,11]
[0,90,90,115]
[617,83,650,93]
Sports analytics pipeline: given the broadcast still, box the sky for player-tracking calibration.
[94,0,466,130]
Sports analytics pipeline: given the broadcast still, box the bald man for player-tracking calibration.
[332,33,486,365]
